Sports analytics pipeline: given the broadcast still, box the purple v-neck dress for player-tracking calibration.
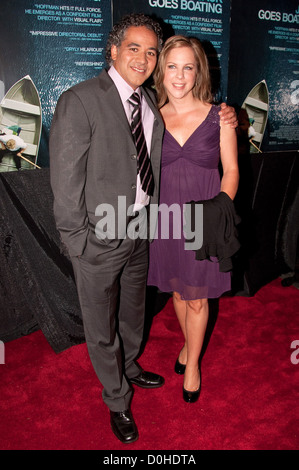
[147,105,231,300]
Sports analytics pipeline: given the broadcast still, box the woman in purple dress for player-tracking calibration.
[148,36,239,403]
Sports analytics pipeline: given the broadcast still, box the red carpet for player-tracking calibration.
[1,278,298,450]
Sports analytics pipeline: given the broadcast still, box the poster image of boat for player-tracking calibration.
[241,80,270,153]
[0,75,42,172]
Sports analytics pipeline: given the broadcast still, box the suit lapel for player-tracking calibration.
[97,70,132,136]
[141,86,163,125]
[141,87,164,159]
[96,70,164,147]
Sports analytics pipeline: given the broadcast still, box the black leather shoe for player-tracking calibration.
[174,358,186,375]
[130,370,165,389]
[110,409,138,444]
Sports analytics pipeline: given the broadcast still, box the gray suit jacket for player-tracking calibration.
[49,69,164,258]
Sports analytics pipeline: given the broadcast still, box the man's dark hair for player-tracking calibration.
[105,13,163,66]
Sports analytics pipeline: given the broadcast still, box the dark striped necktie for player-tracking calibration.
[128,92,154,196]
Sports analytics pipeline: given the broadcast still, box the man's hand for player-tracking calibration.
[219,103,238,129]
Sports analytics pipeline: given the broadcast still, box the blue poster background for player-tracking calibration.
[0,0,112,166]
[228,0,299,152]
[113,0,231,103]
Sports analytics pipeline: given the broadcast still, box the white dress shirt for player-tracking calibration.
[108,66,155,212]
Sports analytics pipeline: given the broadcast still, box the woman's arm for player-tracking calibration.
[219,121,239,200]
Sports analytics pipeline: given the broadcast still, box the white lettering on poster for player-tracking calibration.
[282,13,299,24]
[258,9,299,24]
[149,0,179,8]
[148,0,223,13]
[258,10,281,21]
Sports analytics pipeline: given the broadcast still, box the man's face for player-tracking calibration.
[111,26,158,90]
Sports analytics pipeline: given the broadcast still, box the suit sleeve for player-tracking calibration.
[49,90,90,257]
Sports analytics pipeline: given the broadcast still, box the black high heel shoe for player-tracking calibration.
[174,358,186,375]
[183,370,201,403]
[183,386,200,403]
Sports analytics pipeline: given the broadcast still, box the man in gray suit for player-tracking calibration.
[50,13,236,444]
[50,14,164,444]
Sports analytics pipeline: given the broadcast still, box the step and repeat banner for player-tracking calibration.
[0,0,298,166]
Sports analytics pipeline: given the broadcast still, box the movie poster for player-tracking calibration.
[228,0,299,152]
[0,0,112,166]
[1,0,297,166]
[113,0,231,102]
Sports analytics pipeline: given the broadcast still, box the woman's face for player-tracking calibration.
[163,46,197,101]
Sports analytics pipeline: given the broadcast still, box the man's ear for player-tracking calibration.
[110,45,117,62]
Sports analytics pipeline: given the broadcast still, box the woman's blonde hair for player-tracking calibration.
[154,35,213,108]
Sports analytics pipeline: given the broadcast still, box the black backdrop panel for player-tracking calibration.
[0,169,84,352]
[234,151,299,296]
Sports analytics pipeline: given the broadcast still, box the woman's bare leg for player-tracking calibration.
[184,298,209,391]
[173,291,187,364]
